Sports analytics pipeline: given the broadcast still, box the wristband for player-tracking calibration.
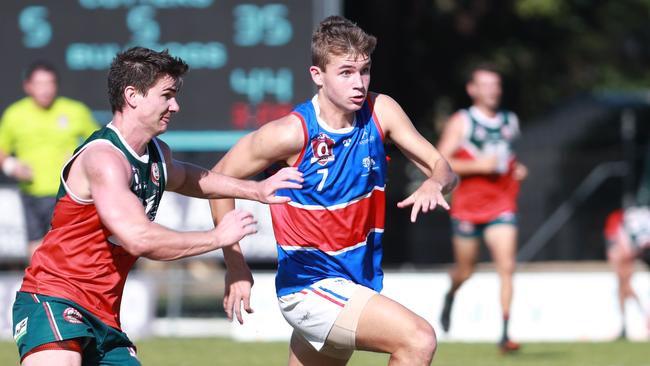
[1,156,18,176]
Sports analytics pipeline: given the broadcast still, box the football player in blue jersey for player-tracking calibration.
[211,16,457,366]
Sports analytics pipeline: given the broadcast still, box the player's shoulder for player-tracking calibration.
[2,97,32,117]
[55,96,92,112]
[0,98,37,130]
[79,140,130,177]
[370,92,399,110]
[246,113,305,157]
[451,109,469,122]
[81,138,124,158]
[443,110,469,131]
[502,109,518,120]
[368,92,405,123]
[260,113,304,139]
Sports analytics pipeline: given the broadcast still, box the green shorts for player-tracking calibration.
[451,212,517,238]
[12,291,141,366]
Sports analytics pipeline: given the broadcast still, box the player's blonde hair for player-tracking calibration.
[311,16,377,71]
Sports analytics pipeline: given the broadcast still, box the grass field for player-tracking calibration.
[0,338,648,365]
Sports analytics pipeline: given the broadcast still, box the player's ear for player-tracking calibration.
[310,66,324,87]
[465,82,475,99]
[124,86,138,109]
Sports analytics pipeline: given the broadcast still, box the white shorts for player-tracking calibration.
[278,278,376,352]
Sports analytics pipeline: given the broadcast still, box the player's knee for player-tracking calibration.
[499,261,516,277]
[408,318,437,359]
[455,267,474,282]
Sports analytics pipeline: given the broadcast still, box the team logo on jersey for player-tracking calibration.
[132,165,146,193]
[310,133,335,166]
[14,317,28,342]
[132,166,140,185]
[57,115,69,129]
[144,194,158,219]
[151,163,160,186]
[474,126,487,141]
[361,156,376,176]
[359,130,375,145]
[63,307,83,324]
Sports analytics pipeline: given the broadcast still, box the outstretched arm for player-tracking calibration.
[74,143,258,260]
[210,114,305,324]
[374,94,458,222]
[160,139,303,202]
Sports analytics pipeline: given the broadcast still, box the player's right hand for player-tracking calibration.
[9,160,33,182]
[213,209,258,248]
[223,264,254,324]
[256,167,304,204]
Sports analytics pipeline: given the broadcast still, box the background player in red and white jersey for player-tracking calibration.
[436,64,528,353]
[604,208,650,338]
[211,16,457,366]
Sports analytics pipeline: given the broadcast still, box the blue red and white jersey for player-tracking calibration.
[270,95,387,297]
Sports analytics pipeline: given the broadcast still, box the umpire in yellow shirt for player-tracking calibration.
[0,61,99,259]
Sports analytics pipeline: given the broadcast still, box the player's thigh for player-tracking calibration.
[484,223,518,267]
[22,349,81,366]
[452,234,481,267]
[90,345,140,366]
[615,257,635,289]
[289,331,349,366]
[355,294,435,354]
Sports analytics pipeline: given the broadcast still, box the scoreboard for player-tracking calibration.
[0,0,340,150]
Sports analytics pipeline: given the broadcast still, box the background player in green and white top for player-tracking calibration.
[0,61,99,258]
[437,63,528,353]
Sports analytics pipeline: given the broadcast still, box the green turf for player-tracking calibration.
[0,338,648,365]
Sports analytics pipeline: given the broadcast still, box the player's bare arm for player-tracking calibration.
[0,149,33,181]
[210,114,305,324]
[437,112,499,175]
[158,139,303,202]
[68,143,258,260]
[373,93,458,222]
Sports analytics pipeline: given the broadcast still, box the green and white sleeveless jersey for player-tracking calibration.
[57,122,167,220]
[458,106,520,174]
[23,123,168,329]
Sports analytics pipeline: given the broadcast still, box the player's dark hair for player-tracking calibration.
[311,16,377,71]
[466,63,502,84]
[23,60,58,82]
[108,47,189,113]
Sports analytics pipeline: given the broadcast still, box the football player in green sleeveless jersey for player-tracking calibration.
[437,64,528,353]
[13,47,303,366]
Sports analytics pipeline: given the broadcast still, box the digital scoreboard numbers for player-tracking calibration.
[0,0,340,149]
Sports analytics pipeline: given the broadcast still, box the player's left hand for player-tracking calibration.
[397,178,450,223]
[256,167,304,204]
[513,162,528,181]
[223,264,254,324]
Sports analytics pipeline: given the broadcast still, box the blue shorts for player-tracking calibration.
[451,212,517,238]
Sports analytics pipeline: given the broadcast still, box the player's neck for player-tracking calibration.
[315,94,355,129]
[472,104,498,119]
[111,114,152,156]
